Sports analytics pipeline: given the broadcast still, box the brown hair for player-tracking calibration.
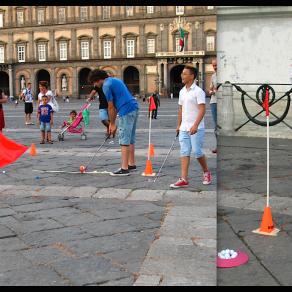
[39,81,49,89]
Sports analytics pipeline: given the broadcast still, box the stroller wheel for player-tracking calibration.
[58,134,64,141]
[81,134,87,140]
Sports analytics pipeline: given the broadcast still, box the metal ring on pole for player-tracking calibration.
[241,85,291,127]
[256,85,275,105]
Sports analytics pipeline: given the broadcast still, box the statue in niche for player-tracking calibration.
[61,75,67,91]
[20,76,26,90]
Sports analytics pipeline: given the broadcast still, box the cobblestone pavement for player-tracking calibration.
[218,136,292,286]
[0,99,217,286]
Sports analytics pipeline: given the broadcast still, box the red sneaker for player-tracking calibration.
[170,178,189,189]
[203,171,212,185]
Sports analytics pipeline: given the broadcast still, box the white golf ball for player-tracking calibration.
[225,254,231,259]
[2,171,6,174]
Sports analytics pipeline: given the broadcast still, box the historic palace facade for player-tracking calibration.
[0,6,216,98]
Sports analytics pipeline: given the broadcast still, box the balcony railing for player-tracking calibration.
[156,51,205,58]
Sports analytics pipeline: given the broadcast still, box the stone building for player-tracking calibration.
[0,6,216,99]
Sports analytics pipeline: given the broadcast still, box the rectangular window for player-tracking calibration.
[0,13,4,28]
[103,40,111,59]
[147,6,154,14]
[17,11,24,25]
[0,46,4,63]
[206,35,215,51]
[176,6,184,15]
[126,6,134,17]
[80,6,88,21]
[58,7,66,23]
[37,9,45,25]
[103,6,110,20]
[81,41,89,60]
[59,42,67,61]
[17,45,25,63]
[147,39,155,54]
[126,39,135,58]
[38,44,46,61]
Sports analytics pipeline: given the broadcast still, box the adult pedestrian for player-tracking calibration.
[151,91,161,119]
[170,65,212,189]
[38,81,54,107]
[20,82,34,125]
[88,69,139,176]
[0,89,8,132]
[209,58,218,154]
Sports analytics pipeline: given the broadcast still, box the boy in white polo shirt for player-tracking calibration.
[170,65,212,188]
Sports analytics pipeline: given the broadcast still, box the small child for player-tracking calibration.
[62,110,77,128]
[37,95,53,144]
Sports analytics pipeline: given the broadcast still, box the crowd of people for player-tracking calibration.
[0,60,217,188]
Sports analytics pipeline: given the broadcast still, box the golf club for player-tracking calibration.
[153,132,179,183]
[82,134,111,172]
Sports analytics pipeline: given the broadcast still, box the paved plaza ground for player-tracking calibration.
[218,136,292,286]
[0,98,217,286]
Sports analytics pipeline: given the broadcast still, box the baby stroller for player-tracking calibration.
[58,103,91,141]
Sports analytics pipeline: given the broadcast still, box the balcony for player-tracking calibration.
[156,51,205,58]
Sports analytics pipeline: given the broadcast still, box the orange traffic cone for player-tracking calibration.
[253,206,280,236]
[149,144,155,157]
[30,143,37,156]
[142,160,156,177]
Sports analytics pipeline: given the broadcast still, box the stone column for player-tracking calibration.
[158,61,163,94]
[220,82,235,135]
[93,27,98,59]
[140,65,146,96]
[28,31,34,62]
[8,33,13,63]
[139,24,145,57]
[72,67,78,98]
[50,68,56,93]
[49,30,55,61]
[116,25,122,58]
[8,65,14,98]
[49,6,54,24]
[163,60,168,90]
[71,28,77,59]
[30,69,35,95]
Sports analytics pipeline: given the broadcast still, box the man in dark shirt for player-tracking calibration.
[88,85,109,135]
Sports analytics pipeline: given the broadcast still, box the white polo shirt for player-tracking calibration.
[179,82,206,132]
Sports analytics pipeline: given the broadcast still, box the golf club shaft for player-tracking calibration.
[153,133,179,183]
[85,135,111,169]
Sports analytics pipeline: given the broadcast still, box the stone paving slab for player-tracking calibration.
[93,188,131,199]
[127,190,166,201]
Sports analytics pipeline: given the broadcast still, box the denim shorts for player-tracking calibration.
[40,122,51,132]
[99,108,109,121]
[118,109,139,146]
[179,129,205,158]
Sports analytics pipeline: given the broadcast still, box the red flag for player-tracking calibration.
[264,88,269,117]
[149,96,157,111]
[0,133,29,168]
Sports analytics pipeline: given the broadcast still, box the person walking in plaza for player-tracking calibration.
[151,91,160,120]
[88,69,139,176]
[37,95,54,144]
[20,82,34,125]
[87,85,110,136]
[0,89,8,132]
[170,65,212,189]
[209,58,218,154]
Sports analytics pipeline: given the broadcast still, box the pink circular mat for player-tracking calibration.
[217,251,249,268]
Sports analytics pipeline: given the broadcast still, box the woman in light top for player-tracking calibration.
[38,81,54,107]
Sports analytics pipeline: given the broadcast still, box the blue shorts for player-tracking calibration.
[118,109,139,146]
[179,129,205,158]
[99,108,109,121]
[40,122,51,132]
